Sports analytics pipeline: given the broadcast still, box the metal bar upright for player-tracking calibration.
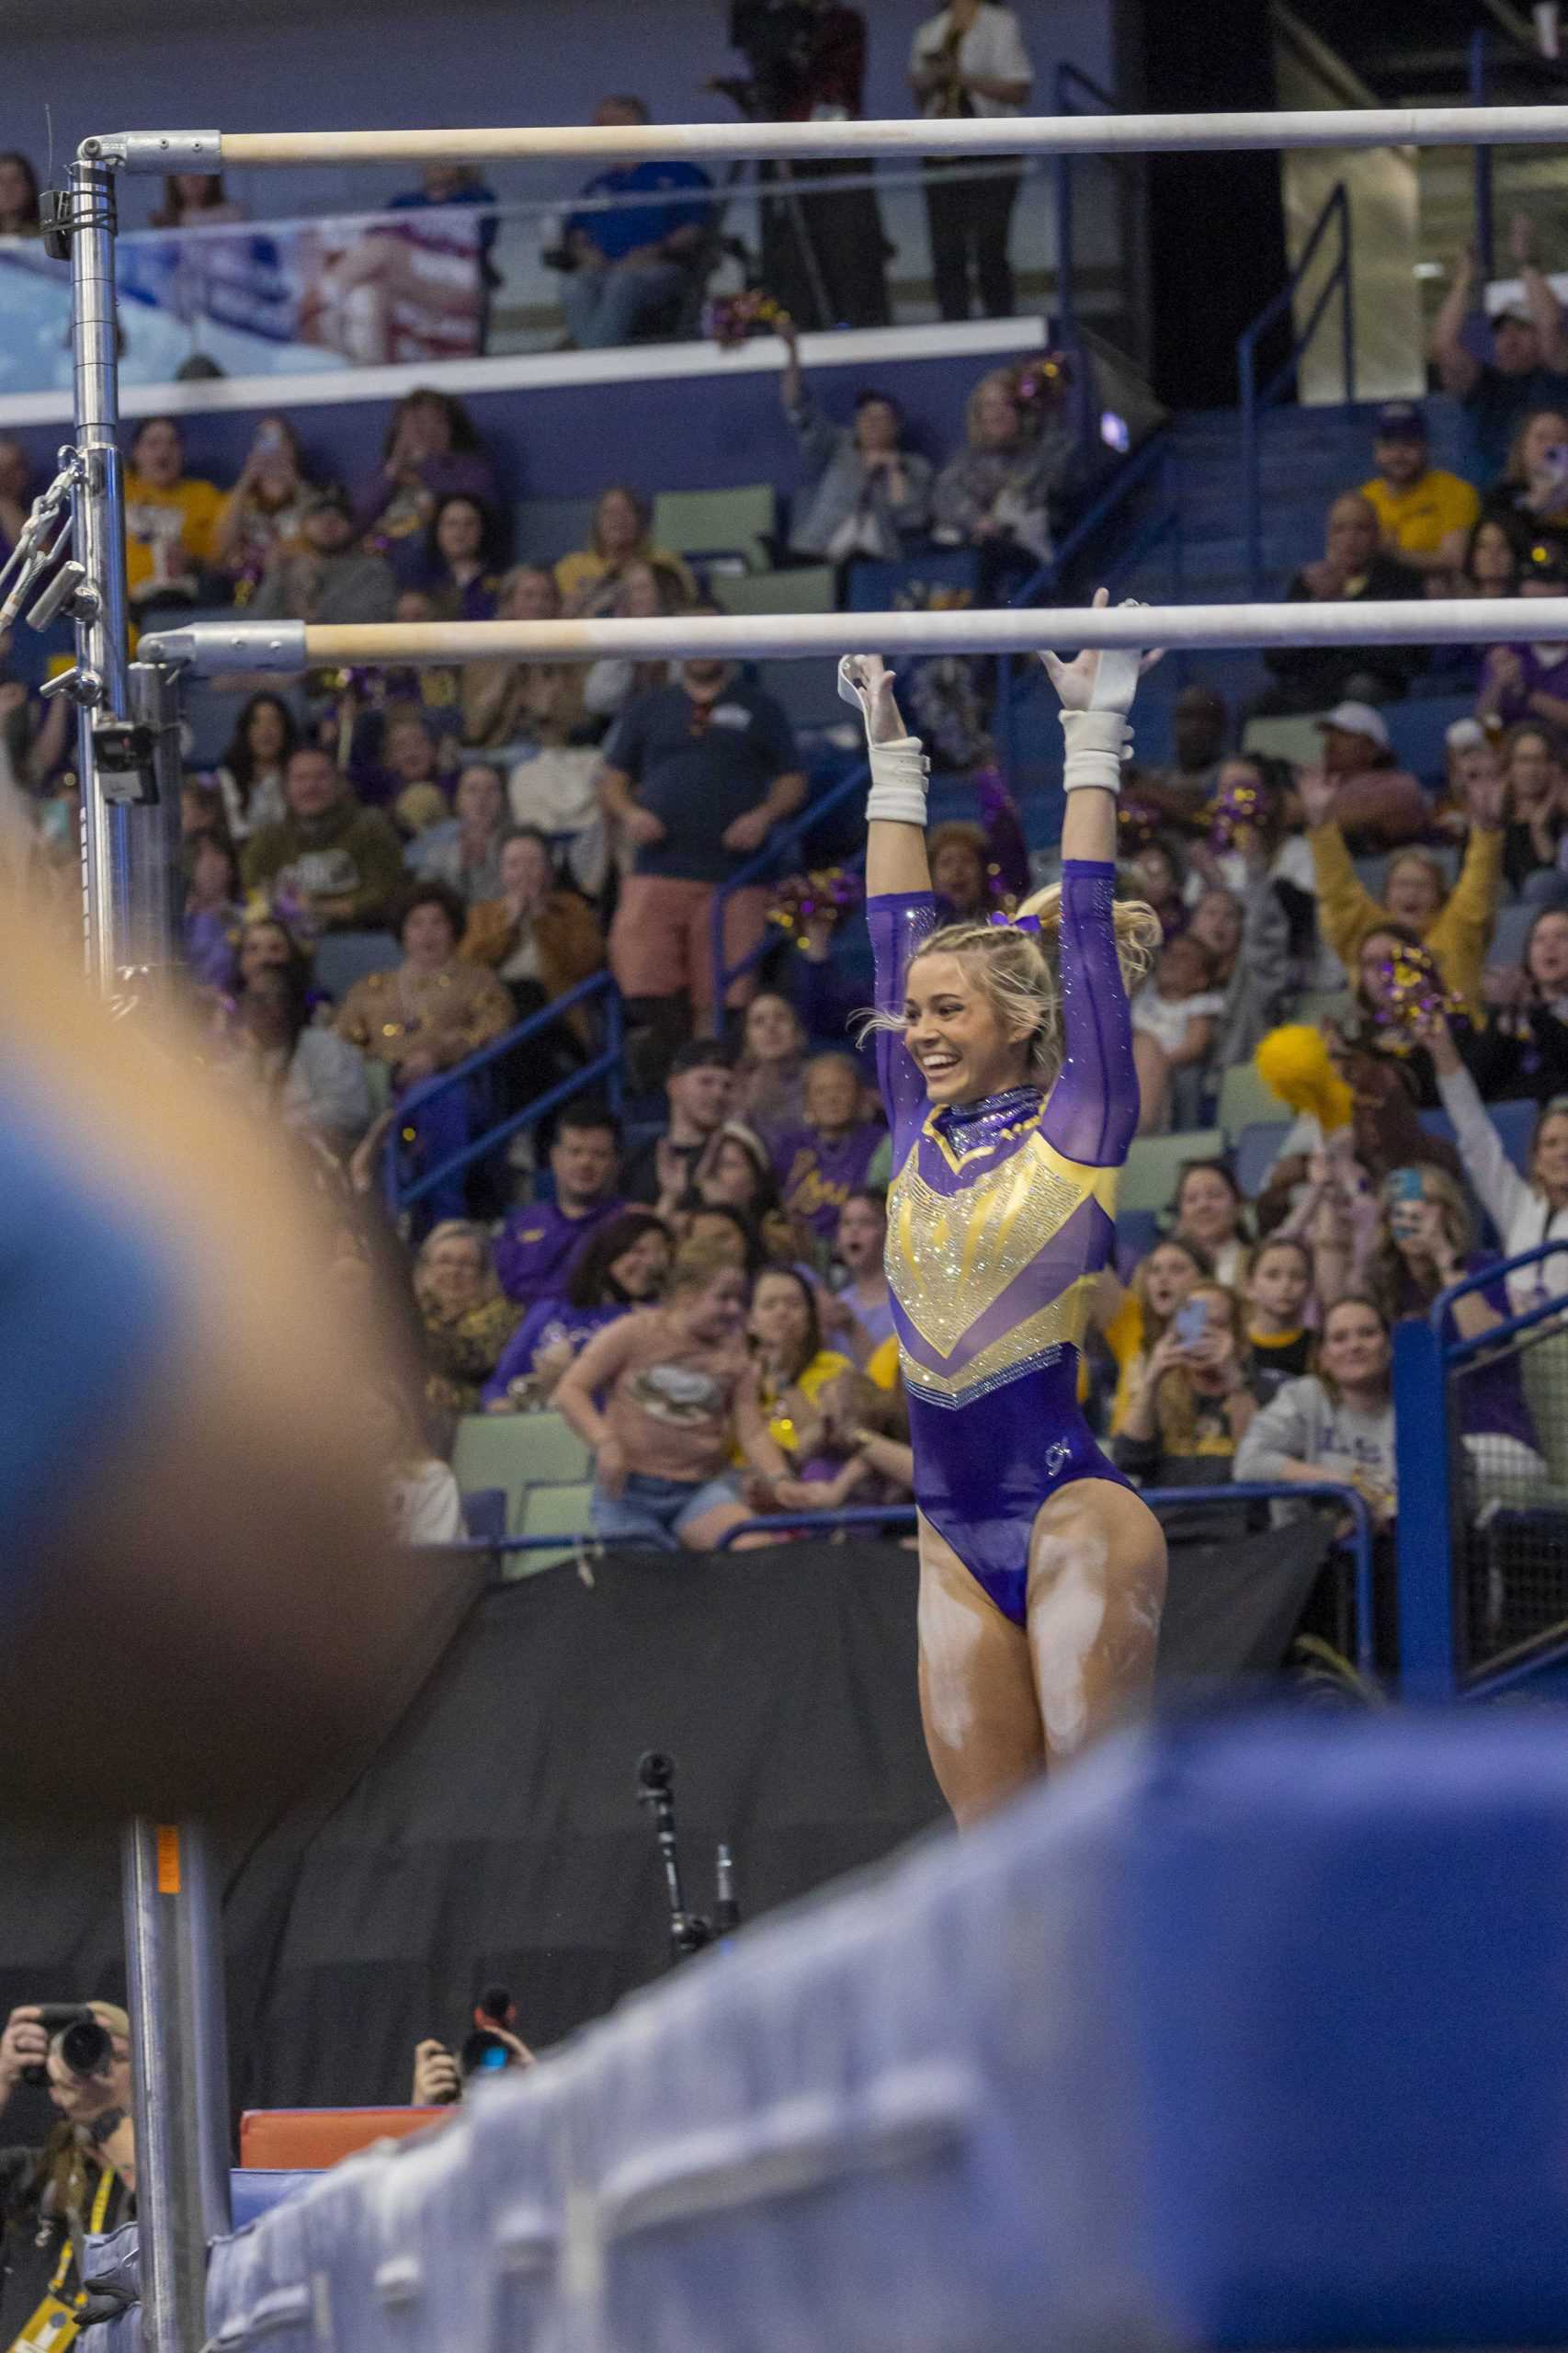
[1471,31,1496,278]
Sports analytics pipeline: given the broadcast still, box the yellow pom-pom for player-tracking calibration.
[1255,1024,1354,1132]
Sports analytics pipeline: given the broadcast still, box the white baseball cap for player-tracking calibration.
[1316,700,1391,751]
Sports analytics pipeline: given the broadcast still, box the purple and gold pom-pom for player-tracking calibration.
[1373,941,1461,1044]
[1014,350,1072,413]
[1207,771,1262,852]
[767,867,863,948]
[703,289,787,350]
[1118,794,1162,854]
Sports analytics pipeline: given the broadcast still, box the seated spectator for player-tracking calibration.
[353,388,498,589]
[123,415,225,614]
[690,1119,780,1218]
[1128,837,1187,942]
[1294,700,1428,849]
[1299,762,1504,1021]
[778,317,933,563]
[1173,1157,1252,1289]
[932,366,1074,576]
[251,483,398,625]
[0,438,30,562]
[555,1243,811,1550]
[387,163,501,344]
[1187,874,1292,1072]
[1427,1010,1568,1308]
[1131,933,1224,1134]
[222,944,373,1152]
[415,1219,521,1417]
[460,822,605,1046]
[150,172,244,226]
[421,761,507,904]
[1476,538,1568,730]
[1243,1235,1316,1403]
[1112,1279,1258,1487]
[1431,220,1568,481]
[1460,513,1524,599]
[683,1199,768,1278]
[484,1208,671,1410]
[1479,404,1568,559]
[1257,493,1426,714]
[823,1186,895,1362]
[557,95,712,352]
[1471,906,1568,1100]
[0,151,41,235]
[183,833,244,995]
[462,566,588,753]
[214,415,313,597]
[733,988,809,1144]
[555,483,696,618]
[1496,721,1568,898]
[243,745,405,932]
[582,557,687,727]
[1132,685,1229,831]
[602,635,805,1073]
[1097,1233,1213,1435]
[1358,400,1479,585]
[494,1101,625,1308]
[214,691,298,842]
[424,493,502,621]
[623,1037,733,1209]
[771,1051,888,1259]
[351,703,451,813]
[747,1266,859,1484]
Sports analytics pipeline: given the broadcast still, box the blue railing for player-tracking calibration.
[1394,1241,1568,1699]
[382,970,623,1218]
[1053,61,1117,345]
[1238,180,1354,600]
[710,758,869,1016]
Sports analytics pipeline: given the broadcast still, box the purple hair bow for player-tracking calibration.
[987,910,1040,933]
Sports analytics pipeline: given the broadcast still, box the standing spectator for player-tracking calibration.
[1099,1234,1214,1437]
[1476,538,1568,730]
[214,415,314,599]
[122,416,225,615]
[462,565,588,753]
[1112,1279,1258,1488]
[1257,494,1427,714]
[414,1220,521,1418]
[150,173,243,227]
[1471,907,1568,1100]
[1426,1012,1568,1309]
[1497,722,1568,899]
[1133,685,1229,830]
[251,484,398,625]
[1173,1159,1252,1290]
[353,389,497,589]
[582,558,687,728]
[1131,933,1225,1134]
[483,1208,672,1409]
[1431,217,1568,482]
[779,319,932,563]
[932,367,1074,573]
[622,1039,733,1210]
[1243,1236,1316,1403]
[1293,701,1428,849]
[771,1051,887,1257]
[493,1102,626,1309]
[555,485,696,617]
[558,96,713,350]
[423,493,502,621]
[1187,877,1292,1074]
[214,690,298,842]
[242,745,406,931]
[824,1186,895,1360]
[909,0,1033,321]
[555,1244,810,1550]
[0,152,41,234]
[690,1121,783,1224]
[1233,1294,1397,1525]
[460,823,605,1033]
[733,988,809,1145]
[1358,401,1480,584]
[601,640,805,1066]
[421,762,508,905]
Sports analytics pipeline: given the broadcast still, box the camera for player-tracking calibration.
[21,2006,113,2089]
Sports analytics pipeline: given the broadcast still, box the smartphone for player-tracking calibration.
[1392,1168,1425,1203]
[1173,1300,1210,1349]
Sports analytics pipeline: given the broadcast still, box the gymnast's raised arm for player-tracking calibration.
[841,654,937,1136]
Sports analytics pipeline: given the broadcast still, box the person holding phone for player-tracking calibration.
[1112,1281,1258,1488]
[1480,405,1568,558]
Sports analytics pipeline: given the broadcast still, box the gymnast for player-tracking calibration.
[844,591,1167,1824]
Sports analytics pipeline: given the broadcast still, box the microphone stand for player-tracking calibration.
[635,1752,740,1964]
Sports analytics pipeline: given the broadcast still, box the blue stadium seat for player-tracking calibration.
[312,931,401,1001]
[460,1488,506,1543]
[1420,1097,1535,1177]
[511,496,597,567]
[1490,901,1540,967]
[1383,693,1478,788]
[843,549,982,610]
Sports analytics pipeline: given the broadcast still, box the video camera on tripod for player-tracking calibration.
[636,1751,739,1963]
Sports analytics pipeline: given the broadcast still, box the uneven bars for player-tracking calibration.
[139,597,1568,675]
[80,103,1568,173]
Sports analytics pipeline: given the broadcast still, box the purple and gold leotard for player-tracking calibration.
[871,858,1137,1625]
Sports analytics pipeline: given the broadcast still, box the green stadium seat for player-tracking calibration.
[513,1413,593,1487]
[1119,1127,1225,1215]
[711,566,835,615]
[1219,1061,1289,1137]
[653,485,776,574]
[451,1415,594,1537]
[516,1482,596,1575]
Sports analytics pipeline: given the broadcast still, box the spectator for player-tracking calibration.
[932,366,1074,574]
[214,690,298,842]
[771,1051,887,1256]
[748,1266,859,1483]
[733,988,809,1145]
[183,833,244,995]
[824,1186,895,1361]
[483,1208,670,1410]
[582,557,687,726]
[1131,933,1225,1135]
[0,439,29,562]
[555,484,696,617]
[386,162,501,345]
[690,1120,782,1221]
[1233,1293,1397,1525]
[1173,1158,1252,1290]
[462,564,588,753]
[0,2002,136,2325]
[0,152,41,235]
[601,632,805,1068]
[1358,400,1480,584]
[359,1380,464,1544]
[1243,1235,1316,1402]
[1299,762,1504,1021]
[1128,837,1187,942]
[347,703,455,815]
[150,172,243,227]
[1476,538,1568,730]
[558,96,713,351]
[213,415,312,596]
[778,318,932,563]
[1427,1012,1568,1309]
[1431,219,1568,481]
[1497,721,1568,898]
[623,1036,734,1211]
[353,388,497,588]
[1098,1233,1213,1434]
[909,0,1033,321]
[1188,875,1293,1073]
[1294,700,1428,849]
[683,1199,767,1278]
[219,935,373,1151]
[123,416,225,614]
[251,483,398,625]
[243,745,406,931]
[415,1219,521,1417]
[421,761,508,904]
[1471,907,1568,1100]
[424,493,502,621]
[1257,493,1426,713]
[460,822,605,1040]
[1133,685,1229,830]
[493,1102,625,1309]
[556,1243,811,1549]
[1460,513,1524,598]
[0,657,70,798]
[1113,1279,1258,1487]
[1480,404,1568,554]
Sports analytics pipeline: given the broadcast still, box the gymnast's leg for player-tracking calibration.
[1026,1480,1167,1770]
[915,1517,1043,1827]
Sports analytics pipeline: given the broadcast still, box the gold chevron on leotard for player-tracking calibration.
[902,1274,1099,1404]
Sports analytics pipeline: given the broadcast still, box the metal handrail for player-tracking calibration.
[1053,61,1118,344]
[1238,179,1354,599]
[383,968,623,1216]
[709,756,869,1014]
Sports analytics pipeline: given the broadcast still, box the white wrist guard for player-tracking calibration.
[865,734,931,827]
[1060,706,1131,794]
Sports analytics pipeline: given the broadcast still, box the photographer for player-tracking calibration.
[0,2004,134,2350]
[410,2005,535,2108]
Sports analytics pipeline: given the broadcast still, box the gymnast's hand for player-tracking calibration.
[838,654,907,745]
[1039,586,1158,718]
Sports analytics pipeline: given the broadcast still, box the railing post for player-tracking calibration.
[1338,188,1356,404]
[1393,1317,1460,1697]
[1239,332,1261,602]
[1471,29,1495,278]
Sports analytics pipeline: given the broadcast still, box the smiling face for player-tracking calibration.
[1528,910,1568,996]
[1176,1166,1240,1250]
[1384,856,1444,928]
[836,1192,886,1273]
[1534,1109,1568,1206]
[903,949,1032,1107]
[744,992,801,1065]
[609,1224,671,1299]
[1319,1298,1391,1396]
[805,1055,861,1136]
[423,1232,485,1313]
[1357,928,1409,1011]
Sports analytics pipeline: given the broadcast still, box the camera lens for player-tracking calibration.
[58,2019,111,2076]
